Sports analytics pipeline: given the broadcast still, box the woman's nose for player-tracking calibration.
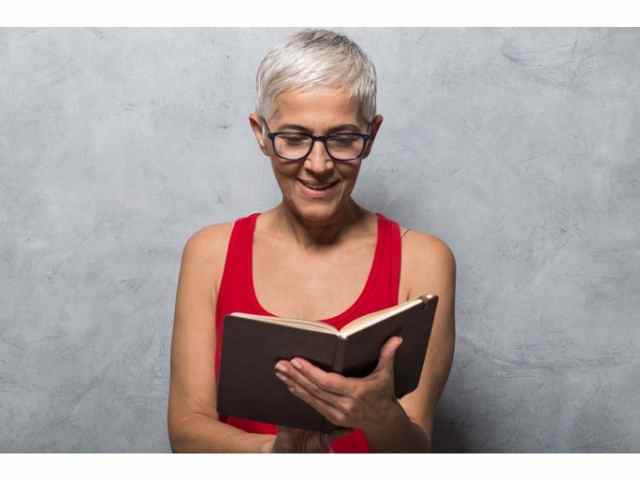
[304,139,334,171]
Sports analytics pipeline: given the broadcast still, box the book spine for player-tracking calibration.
[333,337,347,373]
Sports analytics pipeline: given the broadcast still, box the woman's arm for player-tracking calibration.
[169,412,274,453]
[167,225,275,453]
[361,400,432,452]
[373,232,456,452]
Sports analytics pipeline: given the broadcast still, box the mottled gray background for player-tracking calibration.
[1,28,639,452]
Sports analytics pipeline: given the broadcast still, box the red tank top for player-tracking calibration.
[214,211,402,453]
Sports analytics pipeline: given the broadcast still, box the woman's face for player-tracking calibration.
[250,85,383,223]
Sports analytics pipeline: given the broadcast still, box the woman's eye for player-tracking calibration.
[331,136,356,145]
[282,135,307,144]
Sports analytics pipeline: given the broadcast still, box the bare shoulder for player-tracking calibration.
[184,222,234,256]
[181,221,235,295]
[400,226,456,298]
[403,228,455,267]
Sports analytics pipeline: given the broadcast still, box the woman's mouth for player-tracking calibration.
[298,179,339,197]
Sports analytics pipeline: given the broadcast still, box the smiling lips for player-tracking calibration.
[298,179,339,190]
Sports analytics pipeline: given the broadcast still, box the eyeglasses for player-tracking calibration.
[261,117,371,162]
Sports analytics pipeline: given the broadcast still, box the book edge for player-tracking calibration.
[226,312,339,335]
[339,293,437,338]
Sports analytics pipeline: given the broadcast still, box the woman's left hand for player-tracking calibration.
[273,336,404,432]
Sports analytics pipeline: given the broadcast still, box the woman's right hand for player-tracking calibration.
[263,425,353,453]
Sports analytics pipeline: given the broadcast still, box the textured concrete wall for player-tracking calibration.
[1,28,638,452]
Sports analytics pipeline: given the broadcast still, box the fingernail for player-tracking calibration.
[291,358,302,369]
[275,362,287,373]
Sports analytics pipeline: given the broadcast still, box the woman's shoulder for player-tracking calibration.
[188,211,261,247]
[181,221,236,271]
[395,223,456,301]
[396,223,456,276]
[181,221,238,296]
[383,214,450,252]
[403,227,453,255]
[187,221,234,249]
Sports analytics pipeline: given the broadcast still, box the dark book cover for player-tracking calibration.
[217,294,438,433]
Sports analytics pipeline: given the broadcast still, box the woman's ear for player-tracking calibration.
[249,113,269,155]
[362,114,383,159]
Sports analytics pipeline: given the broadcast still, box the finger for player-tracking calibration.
[278,363,350,406]
[321,433,332,451]
[277,425,305,435]
[285,380,349,427]
[374,336,403,373]
[289,357,356,397]
[279,426,337,452]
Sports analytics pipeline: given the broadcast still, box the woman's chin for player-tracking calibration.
[286,198,340,220]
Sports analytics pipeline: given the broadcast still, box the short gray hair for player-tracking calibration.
[255,29,377,131]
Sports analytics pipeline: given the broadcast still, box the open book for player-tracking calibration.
[216,293,438,433]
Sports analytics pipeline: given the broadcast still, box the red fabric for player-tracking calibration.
[214,211,402,453]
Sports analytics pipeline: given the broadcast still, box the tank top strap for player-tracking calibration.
[381,212,402,306]
[357,211,401,310]
[215,211,261,382]
[216,211,260,311]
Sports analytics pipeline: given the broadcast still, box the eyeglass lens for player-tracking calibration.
[274,133,365,161]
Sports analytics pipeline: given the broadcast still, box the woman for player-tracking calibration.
[167,29,456,453]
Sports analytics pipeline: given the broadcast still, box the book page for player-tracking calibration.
[339,296,428,338]
[229,312,339,335]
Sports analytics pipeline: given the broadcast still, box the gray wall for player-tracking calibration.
[1,28,638,452]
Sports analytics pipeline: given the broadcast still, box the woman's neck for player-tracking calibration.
[270,200,369,253]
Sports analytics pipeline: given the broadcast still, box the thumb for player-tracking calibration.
[375,336,403,373]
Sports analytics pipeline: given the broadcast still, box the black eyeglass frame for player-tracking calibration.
[260,117,372,162]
